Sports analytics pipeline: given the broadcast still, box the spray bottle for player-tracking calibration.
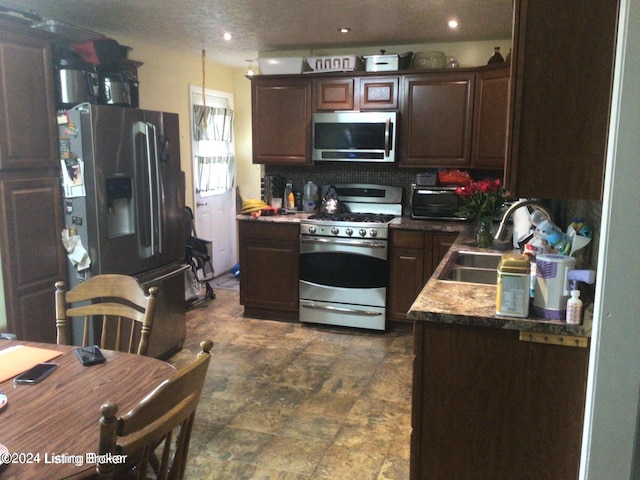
[565,270,596,324]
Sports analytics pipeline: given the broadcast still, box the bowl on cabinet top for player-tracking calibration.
[412,51,446,69]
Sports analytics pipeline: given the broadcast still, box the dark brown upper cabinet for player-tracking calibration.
[0,25,58,171]
[251,77,313,165]
[472,64,510,169]
[400,71,475,167]
[506,0,618,200]
[314,76,399,111]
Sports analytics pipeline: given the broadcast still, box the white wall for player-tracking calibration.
[233,69,262,203]
[582,0,640,477]
[260,39,512,69]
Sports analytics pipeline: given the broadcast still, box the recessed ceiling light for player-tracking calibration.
[338,27,351,34]
[223,32,232,42]
[448,19,459,29]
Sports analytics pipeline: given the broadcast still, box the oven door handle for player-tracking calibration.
[300,236,386,248]
[301,303,383,317]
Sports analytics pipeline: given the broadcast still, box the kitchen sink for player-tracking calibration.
[453,250,502,269]
[438,250,501,286]
[438,267,498,285]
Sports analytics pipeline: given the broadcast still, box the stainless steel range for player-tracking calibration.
[299,184,402,330]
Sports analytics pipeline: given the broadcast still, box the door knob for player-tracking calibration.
[196,202,208,207]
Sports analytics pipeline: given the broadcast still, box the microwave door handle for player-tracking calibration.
[384,117,391,157]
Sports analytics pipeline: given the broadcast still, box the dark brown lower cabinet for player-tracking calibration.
[411,321,589,480]
[0,173,66,342]
[388,230,457,325]
[238,220,299,321]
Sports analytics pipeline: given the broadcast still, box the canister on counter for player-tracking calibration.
[496,252,531,317]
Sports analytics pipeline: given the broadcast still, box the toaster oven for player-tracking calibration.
[410,185,467,220]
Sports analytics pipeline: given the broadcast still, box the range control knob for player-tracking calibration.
[369,230,378,238]
[345,228,353,236]
[308,226,316,234]
[331,227,339,235]
[359,229,367,237]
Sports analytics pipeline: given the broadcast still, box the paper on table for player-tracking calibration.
[0,345,64,383]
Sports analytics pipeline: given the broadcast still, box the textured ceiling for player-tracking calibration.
[1,0,513,67]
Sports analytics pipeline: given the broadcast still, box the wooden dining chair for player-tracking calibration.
[96,339,213,480]
[55,274,159,356]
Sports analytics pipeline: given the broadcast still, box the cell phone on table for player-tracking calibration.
[76,345,106,366]
[14,362,58,385]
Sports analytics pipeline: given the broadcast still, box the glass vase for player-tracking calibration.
[476,217,494,248]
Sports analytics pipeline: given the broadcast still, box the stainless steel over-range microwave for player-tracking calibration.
[312,111,397,163]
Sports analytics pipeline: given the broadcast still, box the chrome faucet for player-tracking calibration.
[494,199,553,242]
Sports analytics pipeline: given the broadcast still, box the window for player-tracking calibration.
[190,86,235,196]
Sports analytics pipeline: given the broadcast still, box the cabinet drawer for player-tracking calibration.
[315,78,355,110]
[391,230,425,249]
[360,77,399,110]
[239,220,299,242]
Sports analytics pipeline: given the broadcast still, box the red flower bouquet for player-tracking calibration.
[455,178,507,220]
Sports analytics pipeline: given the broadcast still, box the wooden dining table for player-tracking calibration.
[0,340,176,479]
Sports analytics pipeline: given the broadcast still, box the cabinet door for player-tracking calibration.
[360,76,399,110]
[507,0,617,200]
[388,230,429,323]
[0,174,66,342]
[400,73,475,167]
[251,77,312,164]
[412,322,588,480]
[238,221,299,318]
[0,29,57,171]
[431,233,457,272]
[472,65,510,168]
[315,77,355,110]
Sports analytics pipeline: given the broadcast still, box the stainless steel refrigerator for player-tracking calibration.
[59,103,188,359]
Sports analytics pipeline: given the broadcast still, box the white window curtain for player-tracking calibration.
[193,105,235,195]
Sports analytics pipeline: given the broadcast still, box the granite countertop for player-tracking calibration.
[236,212,312,223]
[237,212,591,338]
[391,216,467,233]
[407,224,592,338]
[236,211,467,233]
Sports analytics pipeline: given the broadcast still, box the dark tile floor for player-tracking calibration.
[168,287,413,480]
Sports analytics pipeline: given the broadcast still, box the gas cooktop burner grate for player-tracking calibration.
[308,212,397,223]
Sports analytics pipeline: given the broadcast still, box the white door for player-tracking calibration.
[190,85,237,276]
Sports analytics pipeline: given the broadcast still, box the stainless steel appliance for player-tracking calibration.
[58,103,188,358]
[312,111,397,163]
[410,184,467,220]
[54,50,99,109]
[299,184,402,330]
[99,71,132,106]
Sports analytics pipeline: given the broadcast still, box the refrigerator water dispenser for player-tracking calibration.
[106,177,135,237]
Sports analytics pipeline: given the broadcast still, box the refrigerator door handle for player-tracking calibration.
[134,121,160,258]
[145,122,163,255]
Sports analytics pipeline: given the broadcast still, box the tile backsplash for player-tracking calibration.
[265,163,602,269]
[264,164,501,216]
[557,199,602,271]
